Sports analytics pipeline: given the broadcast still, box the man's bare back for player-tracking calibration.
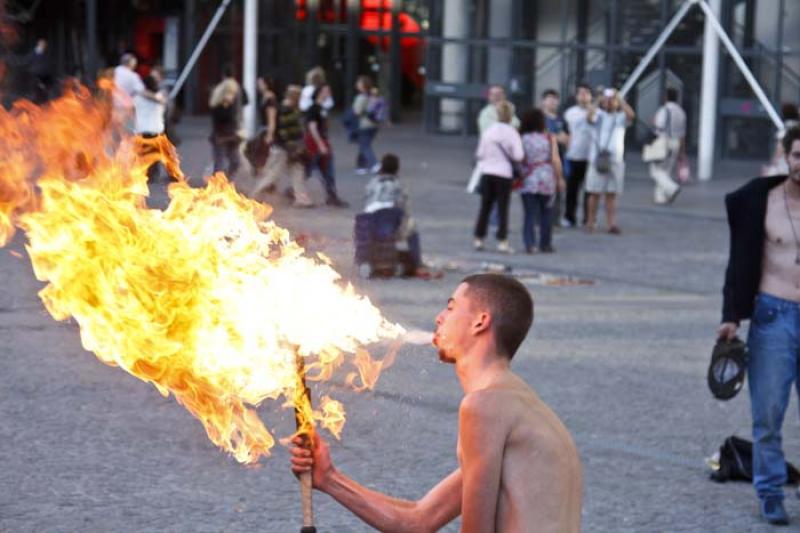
[759,184,800,301]
[458,370,581,533]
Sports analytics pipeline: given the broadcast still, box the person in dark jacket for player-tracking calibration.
[209,85,241,177]
[25,38,52,103]
[719,126,800,526]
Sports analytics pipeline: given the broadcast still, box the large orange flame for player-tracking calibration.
[0,85,404,463]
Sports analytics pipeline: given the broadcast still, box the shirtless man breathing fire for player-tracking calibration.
[290,273,582,532]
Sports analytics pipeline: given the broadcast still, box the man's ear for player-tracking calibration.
[472,312,492,335]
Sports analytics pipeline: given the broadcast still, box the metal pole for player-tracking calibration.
[619,0,697,98]
[345,1,360,107]
[306,0,320,70]
[698,0,720,182]
[559,0,569,100]
[774,0,786,107]
[657,0,669,104]
[85,0,97,82]
[243,0,258,138]
[389,2,402,122]
[608,0,618,85]
[181,0,197,115]
[695,0,783,130]
[169,0,233,101]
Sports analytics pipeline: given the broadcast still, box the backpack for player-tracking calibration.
[709,435,800,484]
[367,95,389,124]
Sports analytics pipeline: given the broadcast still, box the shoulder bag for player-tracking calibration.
[594,113,615,174]
[642,106,671,163]
[495,140,525,186]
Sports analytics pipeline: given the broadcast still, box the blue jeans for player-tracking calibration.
[521,193,553,250]
[356,128,378,170]
[307,152,338,200]
[747,292,800,501]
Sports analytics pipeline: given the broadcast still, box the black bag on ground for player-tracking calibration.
[710,435,800,484]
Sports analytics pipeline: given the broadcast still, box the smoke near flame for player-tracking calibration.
[0,84,404,463]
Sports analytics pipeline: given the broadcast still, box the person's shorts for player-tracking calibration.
[585,160,625,194]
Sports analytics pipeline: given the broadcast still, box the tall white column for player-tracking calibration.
[698,0,721,181]
[243,0,258,138]
[440,0,468,132]
[488,0,513,85]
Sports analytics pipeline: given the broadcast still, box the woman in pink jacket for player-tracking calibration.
[473,101,524,254]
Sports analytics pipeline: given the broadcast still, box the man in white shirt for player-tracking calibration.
[132,69,171,183]
[477,85,519,134]
[113,53,145,129]
[649,88,686,205]
[562,82,594,227]
[134,70,166,136]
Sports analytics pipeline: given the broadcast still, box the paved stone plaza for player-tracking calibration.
[2,117,799,532]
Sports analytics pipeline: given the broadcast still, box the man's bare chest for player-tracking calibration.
[765,193,800,255]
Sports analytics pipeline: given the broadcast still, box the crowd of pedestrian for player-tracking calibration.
[470,81,695,253]
[208,65,396,211]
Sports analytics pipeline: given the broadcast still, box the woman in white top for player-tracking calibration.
[585,88,635,234]
[473,101,524,254]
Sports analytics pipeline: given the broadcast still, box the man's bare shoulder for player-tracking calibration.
[459,374,540,426]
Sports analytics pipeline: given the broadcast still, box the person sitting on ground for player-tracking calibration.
[363,153,432,278]
[291,273,583,532]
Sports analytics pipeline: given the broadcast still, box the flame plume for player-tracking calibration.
[1,85,403,463]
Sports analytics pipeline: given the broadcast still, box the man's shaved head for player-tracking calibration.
[460,274,534,359]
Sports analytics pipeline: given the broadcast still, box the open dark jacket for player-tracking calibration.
[722,175,788,324]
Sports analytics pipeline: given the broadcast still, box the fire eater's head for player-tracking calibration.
[433,274,534,364]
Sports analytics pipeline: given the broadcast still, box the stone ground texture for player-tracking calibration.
[2,117,799,532]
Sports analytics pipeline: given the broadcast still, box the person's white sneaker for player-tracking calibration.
[473,238,485,251]
[497,241,514,254]
[355,168,370,176]
[370,163,382,173]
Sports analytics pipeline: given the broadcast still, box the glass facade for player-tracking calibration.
[10,0,799,158]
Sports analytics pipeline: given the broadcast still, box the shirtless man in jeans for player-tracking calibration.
[719,127,800,525]
[290,273,582,532]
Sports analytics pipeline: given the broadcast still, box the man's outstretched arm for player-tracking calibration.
[290,435,461,533]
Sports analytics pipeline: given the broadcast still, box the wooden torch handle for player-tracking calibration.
[299,470,315,532]
[295,351,317,533]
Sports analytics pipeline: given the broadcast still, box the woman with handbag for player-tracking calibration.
[585,88,635,234]
[472,101,524,254]
[518,109,566,254]
[245,77,278,182]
